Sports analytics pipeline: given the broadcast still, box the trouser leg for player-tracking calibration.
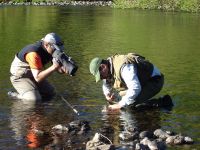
[37,80,56,99]
[10,76,41,101]
[10,75,56,101]
[134,74,164,105]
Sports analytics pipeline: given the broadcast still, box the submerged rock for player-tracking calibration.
[52,124,69,135]
[117,128,194,150]
[139,131,154,139]
[119,131,139,141]
[166,134,194,145]
[52,120,90,136]
[154,129,169,140]
[45,120,91,149]
[184,136,194,144]
[44,117,195,150]
[86,133,115,150]
[140,137,158,150]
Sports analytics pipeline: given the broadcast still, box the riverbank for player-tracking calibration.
[0,1,112,6]
[0,0,199,13]
[113,0,200,13]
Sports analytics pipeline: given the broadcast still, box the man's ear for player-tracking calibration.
[101,64,107,70]
[43,42,48,48]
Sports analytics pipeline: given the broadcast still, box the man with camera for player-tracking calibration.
[9,33,77,101]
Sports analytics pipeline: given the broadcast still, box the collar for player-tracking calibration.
[107,57,114,77]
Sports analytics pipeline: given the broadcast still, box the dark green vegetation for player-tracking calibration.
[0,0,200,13]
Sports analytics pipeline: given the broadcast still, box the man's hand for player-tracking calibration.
[57,66,69,75]
[52,58,70,75]
[105,93,115,101]
[108,103,122,111]
[105,93,115,100]
[105,93,118,104]
[101,104,121,114]
[52,58,61,70]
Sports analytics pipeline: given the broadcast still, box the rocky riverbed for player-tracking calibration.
[26,95,194,149]
[29,119,194,150]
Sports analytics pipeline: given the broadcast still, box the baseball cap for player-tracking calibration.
[43,33,64,51]
[89,57,102,82]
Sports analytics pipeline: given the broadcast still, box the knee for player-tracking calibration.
[20,90,42,101]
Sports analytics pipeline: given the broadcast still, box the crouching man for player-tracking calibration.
[89,53,171,111]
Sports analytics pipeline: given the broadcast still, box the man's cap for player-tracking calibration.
[89,57,102,82]
[43,33,64,51]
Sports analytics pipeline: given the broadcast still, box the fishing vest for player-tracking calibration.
[17,41,52,66]
[110,53,154,91]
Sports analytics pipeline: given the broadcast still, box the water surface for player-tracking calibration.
[0,6,200,149]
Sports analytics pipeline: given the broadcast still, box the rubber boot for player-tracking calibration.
[146,95,173,107]
[134,95,173,110]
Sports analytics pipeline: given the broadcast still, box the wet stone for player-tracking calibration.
[148,140,158,150]
[156,140,166,150]
[119,132,133,141]
[165,130,175,136]
[86,133,115,150]
[139,131,154,139]
[165,136,176,145]
[118,128,194,150]
[154,129,169,140]
[140,137,158,150]
[47,120,194,149]
[184,136,194,144]
[135,143,149,150]
[173,135,185,145]
[52,124,69,135]
[125,126,138,133]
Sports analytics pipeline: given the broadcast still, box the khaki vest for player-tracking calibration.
[110,53,153,91]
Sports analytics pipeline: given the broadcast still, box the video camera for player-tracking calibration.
[52,48,78,76]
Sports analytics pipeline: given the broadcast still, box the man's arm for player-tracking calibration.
[102,79,116,101]
[26,52,60,83]
[108,64,141,110]
[31,61,60,83]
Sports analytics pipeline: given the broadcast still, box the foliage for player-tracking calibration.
[113,0,200,12]
[180,0,200,12]
[0,0,199,13]
[0,0,70,3]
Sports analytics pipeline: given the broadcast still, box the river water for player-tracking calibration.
[0,5,200,149]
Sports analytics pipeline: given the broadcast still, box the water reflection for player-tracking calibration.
[101,107,162,147]
[10,100,51,148]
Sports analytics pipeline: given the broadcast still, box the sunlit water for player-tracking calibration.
[0,6,200,149]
